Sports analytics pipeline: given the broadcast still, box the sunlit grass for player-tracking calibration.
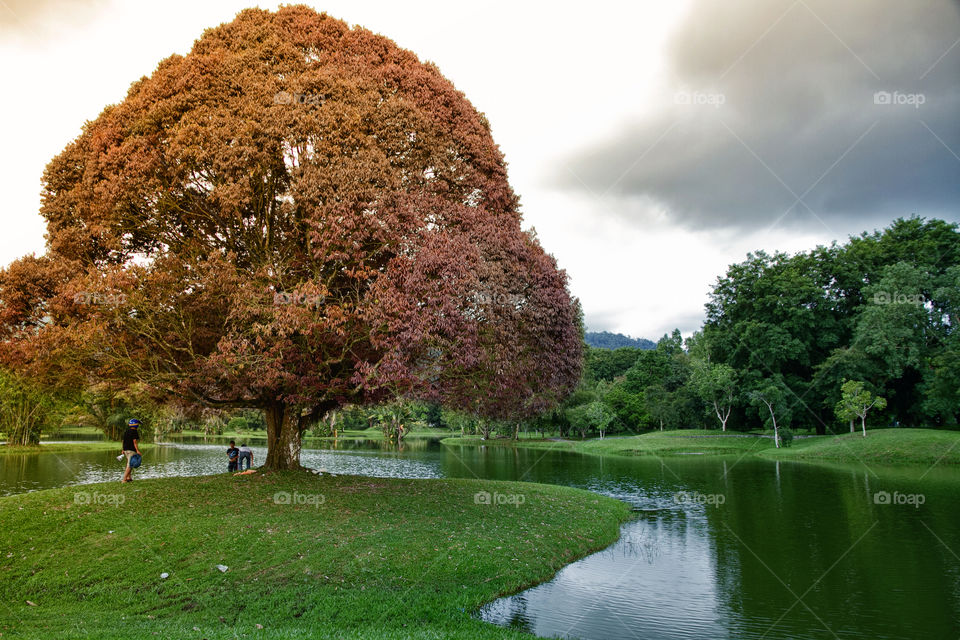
[0,472,630,639]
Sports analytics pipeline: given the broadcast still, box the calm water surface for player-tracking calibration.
[1,436,958,639]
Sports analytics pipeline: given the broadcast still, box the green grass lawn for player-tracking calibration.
[42,426,104,438]
[0,472,630,639]
[443,430,774,457]
[762,428,960,465]
[577,430,774,457]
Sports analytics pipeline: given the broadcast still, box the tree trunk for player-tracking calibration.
[765,401,780,448]
[716,403,731,432]
[264,404,304,470]
[479,420,491,440]
[861,415,867,437]
[850,419,855,433]
[512,423,520,441]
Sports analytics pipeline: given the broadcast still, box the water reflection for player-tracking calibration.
[0,441,444,497]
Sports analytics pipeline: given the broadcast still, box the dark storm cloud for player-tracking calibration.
[560,0,960,232]
[0,0,109,41]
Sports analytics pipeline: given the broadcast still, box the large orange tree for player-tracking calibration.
[0,6,582,468]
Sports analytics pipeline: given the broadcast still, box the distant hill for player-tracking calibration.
[585,331,655,350]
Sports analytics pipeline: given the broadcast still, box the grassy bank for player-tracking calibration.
[443,428,960,466]
[168,428,455,441]
[0,473,630,639]
[762,429,960,465]
[443,430,774,457]
[0,442,155,456]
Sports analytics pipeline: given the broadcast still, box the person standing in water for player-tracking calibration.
[120,419,142,483]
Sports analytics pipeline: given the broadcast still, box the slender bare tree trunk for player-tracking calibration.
[714,401,731,432]
[763,400,780,448]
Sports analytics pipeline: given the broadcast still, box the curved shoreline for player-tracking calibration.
[0,472,631,639]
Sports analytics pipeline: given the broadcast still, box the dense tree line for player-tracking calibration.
[555,217,960,439]
[3,217,957,445]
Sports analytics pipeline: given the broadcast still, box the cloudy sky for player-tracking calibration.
[2,0,958,339]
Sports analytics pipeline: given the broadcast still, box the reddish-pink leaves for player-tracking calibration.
[1,7,581,419]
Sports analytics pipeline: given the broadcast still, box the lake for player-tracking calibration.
[1,437,958,639]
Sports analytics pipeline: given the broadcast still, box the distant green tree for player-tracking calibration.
[0,369,62,445]
[424,403,444,429]
[923,336,960,424]
[749,376,792,448]
[834,392,858,434]
[585,347,645,382]
[692,362,738,431]
[644,384,672,431]
[705,217,960,432]
[227,416,250,433]
[836,380,887,437]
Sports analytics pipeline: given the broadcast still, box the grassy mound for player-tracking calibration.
[443,430,774,458]
[0,472,630,639]
[577,431,773,457]
[762,428,960,465]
